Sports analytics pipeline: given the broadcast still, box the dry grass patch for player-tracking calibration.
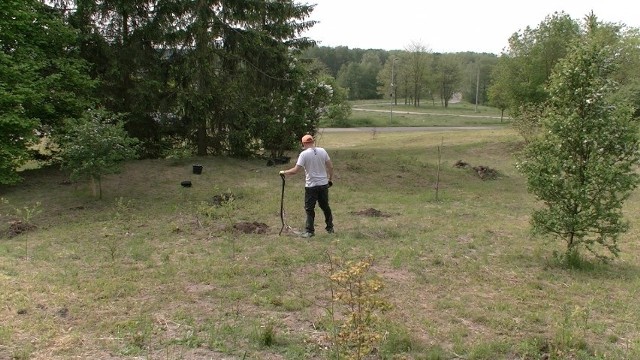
[2,128,640,359]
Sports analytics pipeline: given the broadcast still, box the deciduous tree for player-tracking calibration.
[433,54,462,108]
[488,12,580,139]
[0,0,95,184]
[58,110,139,199]
[405,42,431,107]
[517,16,640,262]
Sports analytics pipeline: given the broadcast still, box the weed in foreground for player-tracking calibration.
[550,305,592,356]
[326,253,391,360]
[1,197,42,259]
[252,321,277,348]
[555,248,597,270]
[377,321,430,357]
[112,315,154,356]
[515,305,597,359]
[103,197,134,261]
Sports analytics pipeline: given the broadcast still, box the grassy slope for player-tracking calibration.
[1,128,640,359]
[322,100,508,128]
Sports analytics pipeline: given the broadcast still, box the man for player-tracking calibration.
[279,134,334,238]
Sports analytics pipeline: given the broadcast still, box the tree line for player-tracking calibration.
[303,45,498,108]
[1,0,351,185]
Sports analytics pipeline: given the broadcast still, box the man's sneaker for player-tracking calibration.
[300,232,315,238]
[326,228,334,234]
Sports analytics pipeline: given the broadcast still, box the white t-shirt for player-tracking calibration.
[296,147,330,187]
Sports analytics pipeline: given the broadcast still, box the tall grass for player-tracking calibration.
[1,128,640,359]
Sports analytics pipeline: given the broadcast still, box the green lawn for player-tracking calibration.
[321,100,509,128]
[1,128,639,359]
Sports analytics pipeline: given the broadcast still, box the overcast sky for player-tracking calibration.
[301,0,640,54]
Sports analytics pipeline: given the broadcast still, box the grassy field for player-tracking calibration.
[321,100,508,128]
[2,127,640,359]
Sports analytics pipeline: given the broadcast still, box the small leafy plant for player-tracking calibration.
[58,109,139,199]
[103,197,134,261]
[327,254,391,360]
[1,198,42,258]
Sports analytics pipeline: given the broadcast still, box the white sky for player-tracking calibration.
[301,0,640,54]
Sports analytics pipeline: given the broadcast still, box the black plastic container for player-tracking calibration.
[192,165,203,174]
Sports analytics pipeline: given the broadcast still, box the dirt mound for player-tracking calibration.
[454,160,499,180]
[472,165,498,180]
[209,192,235,206]
[352,208,390,217]
[233,221,269,234]
[7,220,37,237]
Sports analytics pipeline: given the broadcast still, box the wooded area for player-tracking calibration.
[2,2,640,189]
[1,0,351,185]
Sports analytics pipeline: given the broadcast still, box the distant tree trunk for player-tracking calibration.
[196,119,208,156]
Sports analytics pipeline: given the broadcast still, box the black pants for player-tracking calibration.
[304,185,333,233]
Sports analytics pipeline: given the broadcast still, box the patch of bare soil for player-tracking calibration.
[352,208,391,217]
[233,221,269,234]
[6,220,37,238]
[472,165,499,180]
[209,192,236,206]
[454,160,499,180]
[148,348,236,360]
